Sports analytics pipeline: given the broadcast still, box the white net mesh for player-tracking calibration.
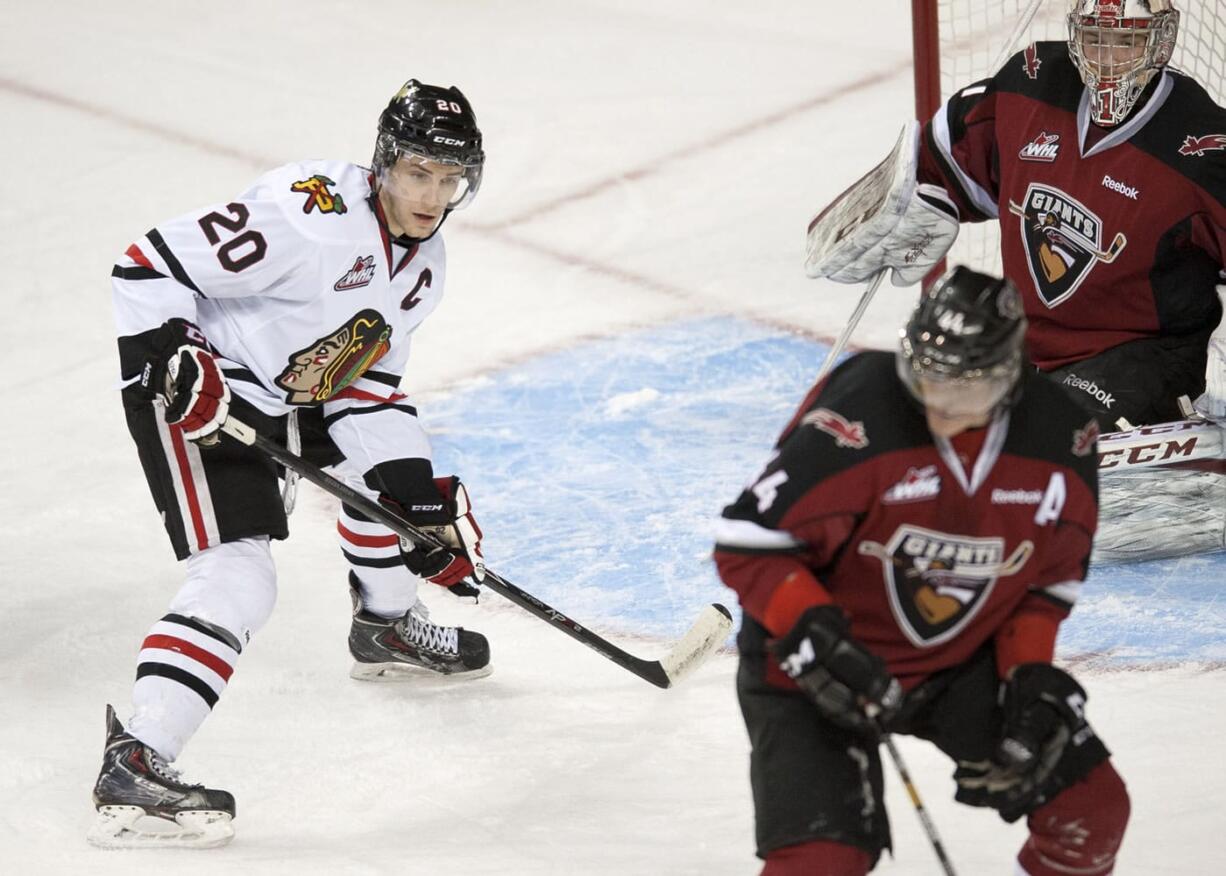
[931,0,1226,274]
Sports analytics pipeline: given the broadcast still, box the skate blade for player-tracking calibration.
[349,660,493,682]
[87,805,234,849]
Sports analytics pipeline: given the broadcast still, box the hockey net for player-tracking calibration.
[912,0,1226,276]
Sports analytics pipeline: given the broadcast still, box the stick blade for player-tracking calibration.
[656,603,733,688]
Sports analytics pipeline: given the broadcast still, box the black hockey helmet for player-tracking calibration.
[373,79,484,210]
[897,266,1028,413]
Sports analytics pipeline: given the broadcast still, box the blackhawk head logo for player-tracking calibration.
[859,526,1033,647]
[275,309,392,404]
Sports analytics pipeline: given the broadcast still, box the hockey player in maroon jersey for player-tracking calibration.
[811,1,1226,431]
[715,267,1129,876]
[88,81,492,848]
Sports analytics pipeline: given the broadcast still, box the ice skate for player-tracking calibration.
[348,573,491,680]
[87,705,235,849]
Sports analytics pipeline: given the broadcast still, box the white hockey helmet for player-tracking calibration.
[1067,1,1180,127]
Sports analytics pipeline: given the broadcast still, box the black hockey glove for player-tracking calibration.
[955,663,1092,819]
[771,605,902,737]
[392,476,484,600]
[140,318,230,447]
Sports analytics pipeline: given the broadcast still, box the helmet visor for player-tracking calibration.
[376,146,482,211]
[910,373,1015,420]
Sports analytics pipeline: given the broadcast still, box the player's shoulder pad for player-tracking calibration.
[992,40,1082,110]
[241,159,375,242]
[1003,371,1100,493]
[781,350,926,463]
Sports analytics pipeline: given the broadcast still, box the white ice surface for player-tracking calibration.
[1,2,1223,873]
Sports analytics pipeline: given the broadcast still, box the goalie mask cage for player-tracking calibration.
[911,0,1226,278]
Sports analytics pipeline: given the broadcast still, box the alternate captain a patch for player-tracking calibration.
[291,175,348,215]
[275,309,391,404]
[859,525,1033,647]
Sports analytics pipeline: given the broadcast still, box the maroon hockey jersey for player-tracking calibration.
[918,41,1226,370]
[715,352,1099,691]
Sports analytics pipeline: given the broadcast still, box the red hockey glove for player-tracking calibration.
[142,318,231,446]
[771,604,902,737]
[955,663,1092,820]
[397,476,485,592]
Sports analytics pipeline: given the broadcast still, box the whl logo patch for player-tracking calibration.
[859,526,1033,647]
[334,255,376,291]
[1019,131,1060,163]
[1009,183,1128,308]
[883,466,941,504]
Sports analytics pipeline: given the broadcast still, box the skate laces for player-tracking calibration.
[143,747,195,788]
[403,602,460,655]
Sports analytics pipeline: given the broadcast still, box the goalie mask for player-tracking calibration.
[1067,0,1180,127]
[373,79,485,241]
[898,267,1027,434]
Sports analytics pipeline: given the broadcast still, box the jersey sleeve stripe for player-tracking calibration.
[111,264,167,281]
[322,402,418,429]
[714,518,803,551]
[930,102,999,219]
[146,228,203,295]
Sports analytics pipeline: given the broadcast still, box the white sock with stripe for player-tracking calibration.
[337,503,419,619]
[128,537,276,761]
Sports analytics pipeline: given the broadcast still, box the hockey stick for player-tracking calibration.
[815,270,887,384]
[881,733,958,876]
[219,416,732,689]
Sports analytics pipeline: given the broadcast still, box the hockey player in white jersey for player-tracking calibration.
[90,80,492,848]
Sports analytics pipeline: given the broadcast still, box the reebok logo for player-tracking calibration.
[991,488,1043,505]
[1063,373,1115,409]
[1101,175,1139,200]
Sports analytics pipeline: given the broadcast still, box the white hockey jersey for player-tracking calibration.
[111,159,448,476]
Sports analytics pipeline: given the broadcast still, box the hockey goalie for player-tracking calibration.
[805,0,1226,563]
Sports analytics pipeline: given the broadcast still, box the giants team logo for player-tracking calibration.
[275,309,391,404]
[1022,42,1042,80]
[1010,183,1128,308]
[334,255,376,291]
[859,526,1034,647]
[290,175,348,215]
[1018,132,1060,163]
[1178,134,1226,157]
[800,408,869,449]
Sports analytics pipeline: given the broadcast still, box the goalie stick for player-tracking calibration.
[219,416,732,689]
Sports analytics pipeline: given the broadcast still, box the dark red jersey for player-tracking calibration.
[918,41,1226,370]
[715,352,1099,691]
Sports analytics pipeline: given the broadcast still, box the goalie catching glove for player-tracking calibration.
[395,476,485,593]
[141,318,231,446]
[955,663,1094,820]
[804,120,959,288]
[772,604,902,737]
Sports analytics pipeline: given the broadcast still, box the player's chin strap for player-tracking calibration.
[219,415,732,689]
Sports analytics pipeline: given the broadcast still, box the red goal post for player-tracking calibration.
[910,0,1226,278]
